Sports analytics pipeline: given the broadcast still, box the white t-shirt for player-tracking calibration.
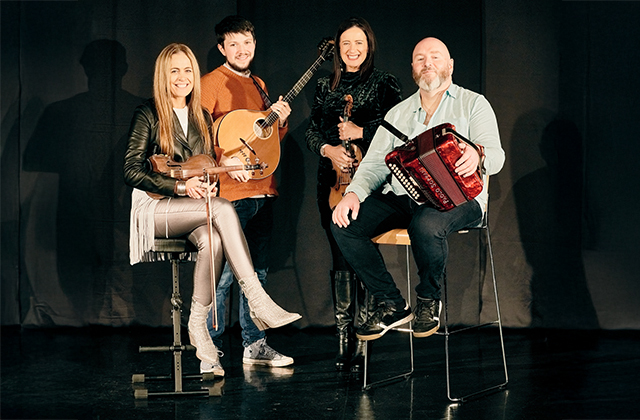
[173,106,189,137]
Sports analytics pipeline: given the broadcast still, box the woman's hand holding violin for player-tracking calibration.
[185,176,218,199]
[338,117,363,141]
[324,145,358,173]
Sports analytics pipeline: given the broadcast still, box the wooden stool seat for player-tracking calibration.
[372,228,411,246]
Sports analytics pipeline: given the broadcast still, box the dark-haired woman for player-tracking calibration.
[124,43,300,372]
[305,18,402,372]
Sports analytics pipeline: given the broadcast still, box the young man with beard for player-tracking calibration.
[200,15,293,376]
[331,37,505,341]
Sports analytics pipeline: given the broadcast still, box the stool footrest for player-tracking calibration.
[363,372,412,391]
[436,321,499,336]
[135,387,222,399]
[133,372,209,382]
[447,383,508,403]
[139,344,195,353]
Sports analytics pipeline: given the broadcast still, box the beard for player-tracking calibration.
[413,67,449,92]
[227,57,253,73]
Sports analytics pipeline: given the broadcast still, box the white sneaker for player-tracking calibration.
[200,360,225,377]
[200,350,225,377]
[242,338,294,367]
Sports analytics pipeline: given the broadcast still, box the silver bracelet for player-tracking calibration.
[175,181,187,196]
[320,144,328,157]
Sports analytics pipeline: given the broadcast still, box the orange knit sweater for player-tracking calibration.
[201,65,288,202]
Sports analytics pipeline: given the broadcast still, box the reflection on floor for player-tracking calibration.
[2,325,639,420]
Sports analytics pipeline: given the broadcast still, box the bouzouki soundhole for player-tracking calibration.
[253,119,273,139]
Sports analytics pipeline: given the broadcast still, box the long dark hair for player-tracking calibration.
[330,17,377,91]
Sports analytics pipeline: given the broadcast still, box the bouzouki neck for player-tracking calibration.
[261,40,335,128]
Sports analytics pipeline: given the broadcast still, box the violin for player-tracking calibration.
[146,154,267,199]
[329,94,362,209]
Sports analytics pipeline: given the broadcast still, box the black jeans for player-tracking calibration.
[330,189,482,306]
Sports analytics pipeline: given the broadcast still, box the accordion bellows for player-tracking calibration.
[385,123,483,211]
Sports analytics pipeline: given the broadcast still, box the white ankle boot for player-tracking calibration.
[188,299,220,365]
[238,273,301,330]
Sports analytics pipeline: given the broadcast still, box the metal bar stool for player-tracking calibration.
[439,208,509,402]
[131,238,222,399]
[362,229,414,390]
[364,206,508,400]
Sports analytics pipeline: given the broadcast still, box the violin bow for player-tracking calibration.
[204,173,218,330]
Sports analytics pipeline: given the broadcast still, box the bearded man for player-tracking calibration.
[331,37,505,340]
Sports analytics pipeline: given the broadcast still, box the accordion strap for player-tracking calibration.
[381,120,410,143]
[382,120,482,151]
[381,120,485,174]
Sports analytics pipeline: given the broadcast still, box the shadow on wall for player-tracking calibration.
[22,40,145,326]
[511,113,599,329]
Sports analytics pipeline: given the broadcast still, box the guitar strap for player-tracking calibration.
[250,75,273,108]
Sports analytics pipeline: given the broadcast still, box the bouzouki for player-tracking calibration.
[146,154,267,199]
[329,94,363,210]
[213,38,335,179]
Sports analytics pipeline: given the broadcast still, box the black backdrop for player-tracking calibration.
[2,0,639,330]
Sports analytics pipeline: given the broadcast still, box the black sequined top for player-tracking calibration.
[305,68,402,188]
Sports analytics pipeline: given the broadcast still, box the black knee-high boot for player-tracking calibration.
[351,276,375,373]
[332,270,356,371]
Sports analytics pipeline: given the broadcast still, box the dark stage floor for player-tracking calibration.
[1,325,639,420]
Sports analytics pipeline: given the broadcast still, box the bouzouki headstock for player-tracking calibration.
[317,37,335,61]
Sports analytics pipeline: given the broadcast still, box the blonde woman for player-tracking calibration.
[124,43,300,374]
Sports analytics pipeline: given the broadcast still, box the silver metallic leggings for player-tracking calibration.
[154,197,254,306]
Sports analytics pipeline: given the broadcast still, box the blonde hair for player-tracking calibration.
[153,43,212,157]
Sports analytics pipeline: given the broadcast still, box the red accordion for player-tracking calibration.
[383,122,483,211]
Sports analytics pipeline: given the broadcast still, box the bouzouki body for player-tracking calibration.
[213,109,279,179]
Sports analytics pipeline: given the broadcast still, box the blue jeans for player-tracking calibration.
[207,197,274,348]
[330,189,482,305]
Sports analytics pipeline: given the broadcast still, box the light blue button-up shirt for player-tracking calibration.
[345,83,505,212]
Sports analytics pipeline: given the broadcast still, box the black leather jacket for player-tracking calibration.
[123,99,214,197]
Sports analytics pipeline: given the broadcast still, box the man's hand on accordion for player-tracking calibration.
[332,191,360,228]
[454,142,481,178]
